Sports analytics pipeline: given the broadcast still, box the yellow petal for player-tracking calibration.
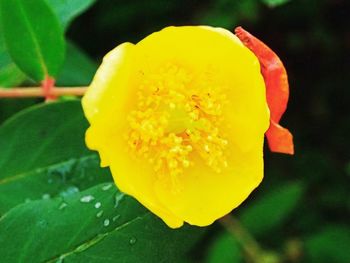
[82,42,136,124]
[154,137,264,226]
[83,42,138,166]
[107,137,184,228]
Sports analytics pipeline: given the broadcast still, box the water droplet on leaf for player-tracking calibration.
[42,193,51,200]
[80,195,95,203]
[59,202,68,210]
[103,219,110,227]
[129,237,137,245]
[60,186,79,197]
[102,184,113,191]
[114,193,125,208]
[96,210,104,218]
[95,202,101,209]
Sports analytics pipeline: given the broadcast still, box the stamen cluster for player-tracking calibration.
[126,64,229,181]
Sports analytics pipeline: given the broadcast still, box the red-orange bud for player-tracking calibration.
[235,26,294,155]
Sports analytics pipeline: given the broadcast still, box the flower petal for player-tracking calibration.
[82,42,136,124]
[107,137,184,228]
[266,120,294,155]
[154,138,264,226]
[83,42,138,166]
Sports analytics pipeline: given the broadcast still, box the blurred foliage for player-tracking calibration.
[0,0,349,262]
[206,233,242,263]
[304,225,350,263]
[239,182,305,237]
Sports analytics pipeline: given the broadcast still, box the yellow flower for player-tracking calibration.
[82,26,270,228]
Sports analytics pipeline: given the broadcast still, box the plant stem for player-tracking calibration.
[220,215,281,263]
[220,215,262,262]
[41,76,56,101]
[0,87,87,98]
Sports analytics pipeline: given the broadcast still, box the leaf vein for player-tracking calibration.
[16,0,48,76]
[45,212,150,262]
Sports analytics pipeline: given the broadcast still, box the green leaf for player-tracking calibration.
[0,62,26,87]
[47,0,97,29]
[261,0,291,8]
[0,99,39,124]
[304,226,350,263]
[0,183,204,262]
[0,0,96,86]
[0,100,112,215]
[239,182,305,236]
[56,41,97,86]
[206,233,242,263]
[0,0,66,82]
[0,32,26,87]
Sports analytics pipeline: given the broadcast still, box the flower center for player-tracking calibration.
[126,64,229,179]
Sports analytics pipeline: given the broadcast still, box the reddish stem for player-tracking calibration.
[0,87,87,98]
[41,76,56,101]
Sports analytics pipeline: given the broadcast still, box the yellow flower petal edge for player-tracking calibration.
[82,26,270,228]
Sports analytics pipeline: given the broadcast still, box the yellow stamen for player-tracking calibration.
[126,64,229,178]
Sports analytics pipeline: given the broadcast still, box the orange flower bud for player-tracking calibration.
[235,26,294,155]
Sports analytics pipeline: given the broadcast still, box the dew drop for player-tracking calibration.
[42,193,51,200]
[103,219,110,227]
[80,195,95,203]
[60,186,80,197]
[102,184,113,191]
[114,193,125,208]
[59,202,68,210]
[95,202,101,209]
[96,210,104,218]
[129,237,137,245]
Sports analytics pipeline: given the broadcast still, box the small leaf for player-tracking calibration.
[304,226,350,263]
[206,233,242,263]
[0,183,204,262]
[239,182,305,236]
[0,101,112,215]
[0,0,66,82]
[47,0,97,29]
